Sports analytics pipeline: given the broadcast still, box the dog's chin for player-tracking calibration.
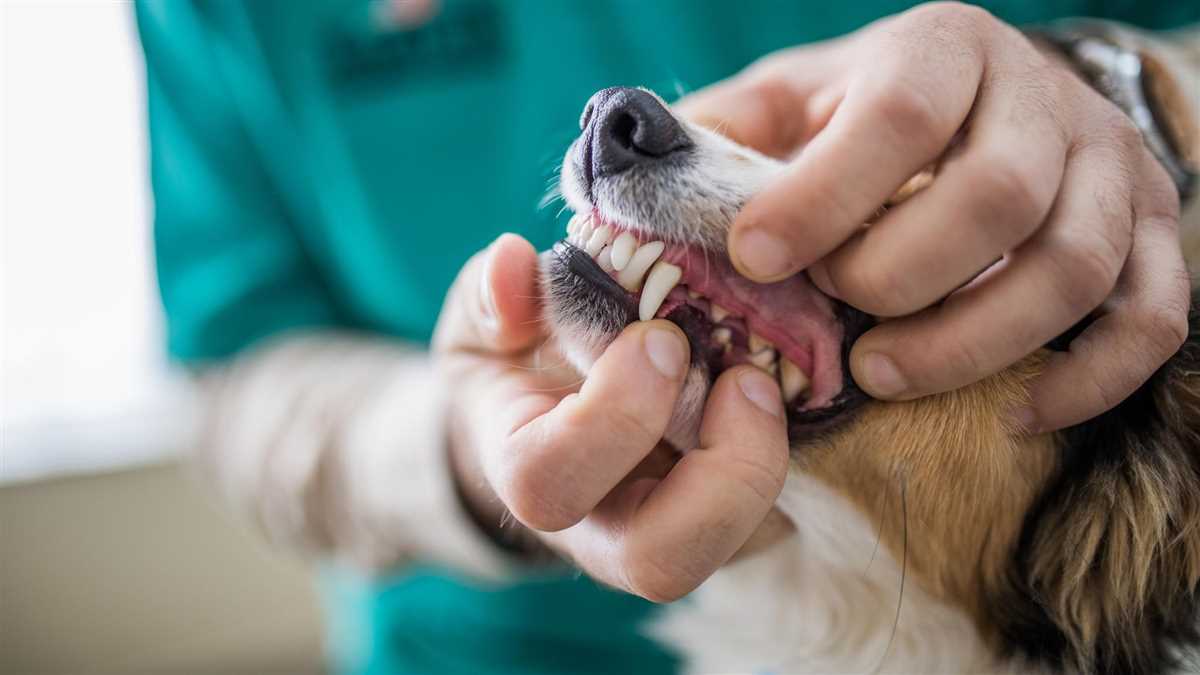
[542,239,874,453]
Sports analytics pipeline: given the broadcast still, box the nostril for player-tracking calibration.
[583,87,693,181]
[609,112,638,151]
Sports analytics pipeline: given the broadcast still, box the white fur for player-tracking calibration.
[652,471,1033,674]
[554,92,1039,673]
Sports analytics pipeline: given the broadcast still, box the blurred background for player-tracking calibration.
[1,2,325,672]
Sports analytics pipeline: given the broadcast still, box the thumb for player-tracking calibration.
[434,233,544,355]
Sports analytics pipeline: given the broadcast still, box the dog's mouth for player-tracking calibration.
[555,210,873,434]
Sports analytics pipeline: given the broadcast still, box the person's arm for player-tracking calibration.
[136,0,512,577]
[195,333,513,576]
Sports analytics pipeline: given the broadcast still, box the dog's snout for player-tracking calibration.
[582,87,692,184]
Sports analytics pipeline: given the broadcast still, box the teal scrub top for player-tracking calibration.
[136,1,1199,673]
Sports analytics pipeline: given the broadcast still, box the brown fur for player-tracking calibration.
[799,353,1057,629]
[993,319,1200,673]
[801,302,1200,673]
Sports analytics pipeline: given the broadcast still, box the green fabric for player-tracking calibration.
[324,566,678,675]
[137,1,1199,673]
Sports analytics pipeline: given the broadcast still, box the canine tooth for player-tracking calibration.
[585,225,611,256]
[779,357,809,403]
[639,262,682,321]
[712,327,732,344]
[710,304,730,322]
[749,332,773,353]
[597,246,615,272]
[687,289,702,300]
[617,241,665,291]
[611,232,637,271]
[748,348,777,372]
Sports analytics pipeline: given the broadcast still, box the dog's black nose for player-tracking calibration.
[581,87,692,182]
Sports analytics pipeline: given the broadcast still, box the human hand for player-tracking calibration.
[433,234,791,601]
[678,2,1190,432]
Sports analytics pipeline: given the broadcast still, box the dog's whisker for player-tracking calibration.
[871,470,908,675]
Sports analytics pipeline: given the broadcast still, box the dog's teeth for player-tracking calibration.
[610,232,637,271]
[577,217,595,245]
[748,348,777,373]
[617,241,665,291]
[748,332,773,353]
[597,246,615,272]
[585,225,611,256]
[687,289,702,300]
[567,213,586,241]
[639,262,682,321]
[710,303,730,322]
[779,357,809,403]
[712,327,732,345]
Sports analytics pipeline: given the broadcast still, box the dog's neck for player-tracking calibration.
[649,471,1030,675]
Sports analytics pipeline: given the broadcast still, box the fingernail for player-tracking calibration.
[738,369,784,418]
[645,327,687,378]
[858,352,907,398]
[734,228,794,280]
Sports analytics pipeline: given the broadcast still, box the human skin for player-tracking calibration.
[677,2,1189,433]
[435,2,1190,601]
[435,234,790,601]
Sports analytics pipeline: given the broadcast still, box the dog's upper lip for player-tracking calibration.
[657,241,849,410]
[560,213,858,412]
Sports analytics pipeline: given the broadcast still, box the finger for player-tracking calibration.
[850,138,1135,400]
[485,320,691,532]
[558,367,789,602]
[433,233,543,355]
[728,44,984,282]
[1020,157,1189,432]
[673,47,840,157]
[810,67,1069,316]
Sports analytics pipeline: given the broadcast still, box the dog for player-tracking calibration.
[541,87,1200,674]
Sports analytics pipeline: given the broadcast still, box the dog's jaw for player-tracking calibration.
[546,111,872,451]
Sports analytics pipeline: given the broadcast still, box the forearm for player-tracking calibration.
[194,331,513,578]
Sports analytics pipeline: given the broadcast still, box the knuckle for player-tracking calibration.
[842,260,921,316]
[1083,365,1135,415]
[725,453,788,506]
[907,2,993,27]
[499,448,585,532]
[619,546,695,604]
[745,48,799,81]
[940,336,992,387]
[907,2,996,36]
[1044,231,1125,314]
[873,78,946,142]
[732,73,804,150]
[971,160,1046,225]
[600,403,662,446]
[1109,113,1143,155]
[1144,302,1189,359]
